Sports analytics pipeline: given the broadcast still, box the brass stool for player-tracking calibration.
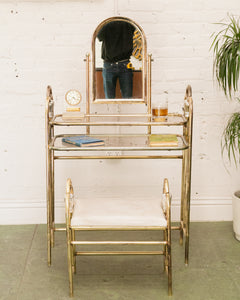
[65,178,172,296]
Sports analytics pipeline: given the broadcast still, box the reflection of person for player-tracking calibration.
[97,21,135,99]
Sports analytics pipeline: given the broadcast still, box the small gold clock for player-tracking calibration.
[65,89,82,106]
[63,89,84,120]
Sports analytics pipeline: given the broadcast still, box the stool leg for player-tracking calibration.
[67,228,73,297]
[72,229,76,274]
[47,222,51,266]
[51,149,55,248]
[163,230,168,273]
[167,227,172,296]
[185,231,189,265]
[168,247,172,296]
[180,150,187,246]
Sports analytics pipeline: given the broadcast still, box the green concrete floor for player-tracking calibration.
[0,222,240,300]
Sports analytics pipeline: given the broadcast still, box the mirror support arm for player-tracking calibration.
[85,53,90,135]
[147,54,152,134]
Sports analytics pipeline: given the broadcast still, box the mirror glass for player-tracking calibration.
[92,17,146,103]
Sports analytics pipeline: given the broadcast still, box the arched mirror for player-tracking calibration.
[91,17,147,103]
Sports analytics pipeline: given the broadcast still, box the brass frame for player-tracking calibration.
[65,178,172,297]
[45,23,193,274]
[91,16,147,104]
[45,84,193,268]
[181,85,193,265]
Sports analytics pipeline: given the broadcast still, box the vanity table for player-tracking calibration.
[45,16,193,268]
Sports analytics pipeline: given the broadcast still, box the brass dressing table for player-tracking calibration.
[45,17,193,269]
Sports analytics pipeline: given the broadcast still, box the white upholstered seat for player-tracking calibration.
[71,197,167,227]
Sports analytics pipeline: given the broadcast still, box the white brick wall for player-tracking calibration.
[1,0,240,224]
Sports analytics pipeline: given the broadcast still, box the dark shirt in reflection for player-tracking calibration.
[97,21,135,63]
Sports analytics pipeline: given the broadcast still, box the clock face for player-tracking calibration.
[65,90,82,106]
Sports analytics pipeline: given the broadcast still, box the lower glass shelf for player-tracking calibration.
[50,134,188,152]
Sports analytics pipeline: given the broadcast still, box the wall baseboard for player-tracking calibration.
[0,198,233,225]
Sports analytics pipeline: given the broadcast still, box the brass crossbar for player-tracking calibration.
[54,227,66,231]
[71,241,167,245]
[54,155,183,160]
[75,251,164,256]
[54,226,180,232]
[171,226,181,230]
[72,226,167,231]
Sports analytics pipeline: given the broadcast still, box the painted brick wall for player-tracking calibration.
[1,0,240,224]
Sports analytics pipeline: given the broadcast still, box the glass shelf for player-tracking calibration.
[51,113,187,127]
[50,134,188,152]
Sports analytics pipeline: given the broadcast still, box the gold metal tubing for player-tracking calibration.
[45,88,56,266]
[182,227,187,235]
[52,111,186,117]
[168,254,172,296]
[185,236,189,266]
[47,151,51,266]
[53,132,186,139]
[50,134,55,248]
[86,53,90,135]
[86,113,153,117]
[75,251,164,256]
[54,155,183,160]
[65,179,73,297]
[54,227,66,232]
[165,180,172,296]
[180,149,186,245]
[51,112,186,122]
[72,226,167,231]
[49,146,54,248]
[147,54,152,135]
[184,152,190,265]
[147,54,152,115]
[50,227,54,248]
[67,229,73,297]
[171,226,181,230]
[45,94,50,265]
[180,218,186,235]
[51,119,186,127]
[184,94,193,265]
[163,229,168,272]
[180,220,184,228]
[72,229,76,274]
[71,241,167,246]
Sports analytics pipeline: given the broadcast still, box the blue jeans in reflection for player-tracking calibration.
[102,60,133,99]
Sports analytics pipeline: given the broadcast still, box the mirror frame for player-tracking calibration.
[91,16,147,104]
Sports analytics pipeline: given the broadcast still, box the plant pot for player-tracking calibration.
[233,191,240,241]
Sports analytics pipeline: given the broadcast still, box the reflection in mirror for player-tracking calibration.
[93,17,145,102]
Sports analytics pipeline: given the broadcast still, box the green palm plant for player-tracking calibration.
[211,15,240,165]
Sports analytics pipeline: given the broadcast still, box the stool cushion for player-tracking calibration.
[71,196,167,228]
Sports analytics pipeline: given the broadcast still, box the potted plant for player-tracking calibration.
[211,15,240,240]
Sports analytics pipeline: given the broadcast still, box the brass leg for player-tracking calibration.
[51,148,55,248]
[168,243,172,296]
[185,183,190,266]
[185,148,191,266]
[67,228,73,297]
[185,231,189,266]
[72,229,76,274]
[165,226,172,295]
[47,194,51,266]
[180,150,186,246]
[185,189,190,265]
[47,147,52,266]
[163,230,168,273]
[167,190,172,295]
